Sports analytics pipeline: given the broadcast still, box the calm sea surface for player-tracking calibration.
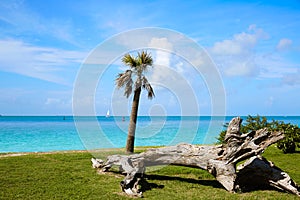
[0,116,299,153]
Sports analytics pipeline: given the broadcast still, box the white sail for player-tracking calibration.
[106,110,110,117]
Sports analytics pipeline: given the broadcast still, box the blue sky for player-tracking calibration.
[0,0,300,116]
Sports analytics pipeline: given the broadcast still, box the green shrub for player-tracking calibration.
[273,121,300,153]
[216,129,227,144]
[216,115,300,153]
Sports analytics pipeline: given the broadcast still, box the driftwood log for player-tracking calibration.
[91,117,300,197]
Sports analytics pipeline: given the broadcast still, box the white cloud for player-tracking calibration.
[154,51,171,68]
[148,37,173,50]
[210,25,300,85]
[212,39,244,55]
[0,39,87,85]
[210,25,268,77]
[211,25,267,56]
[148,37,175,84]
[276,38,292,51]
[149,37,173,67]
[223,57,258,77]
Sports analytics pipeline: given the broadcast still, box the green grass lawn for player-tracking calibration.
[0,146,299,200]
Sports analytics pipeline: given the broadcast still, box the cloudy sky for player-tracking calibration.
[0,0,299,116]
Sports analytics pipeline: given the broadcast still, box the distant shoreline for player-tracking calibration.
[0,146,164,157]
[0,150,89,158]
[0,115,299,117]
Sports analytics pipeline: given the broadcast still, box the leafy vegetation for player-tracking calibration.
[217,115,300,153]
[0,147,299,199]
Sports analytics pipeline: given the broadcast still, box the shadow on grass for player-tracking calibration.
[105,171,223,193]
[144,174,223,189]
[139,178,165,192]
[143,174,300,195]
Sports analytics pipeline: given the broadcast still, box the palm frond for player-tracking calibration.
[142,76,155,99]
[124,79,133,98]
[138,51,153,66]
[122,54,137,68]
[137,51,153,74]
[116,51,154,99]
[115,70,132,88]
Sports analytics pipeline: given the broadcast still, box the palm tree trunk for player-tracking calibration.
[126,87,141,153]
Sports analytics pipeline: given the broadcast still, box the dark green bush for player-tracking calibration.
[216,115,300,153]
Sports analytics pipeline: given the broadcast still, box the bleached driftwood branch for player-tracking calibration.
[91,117,300,197]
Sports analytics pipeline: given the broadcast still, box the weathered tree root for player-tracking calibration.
[91,117,300,197]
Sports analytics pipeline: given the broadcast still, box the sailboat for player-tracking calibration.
[106,110,110,118]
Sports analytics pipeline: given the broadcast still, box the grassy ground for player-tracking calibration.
[0,146,299,200]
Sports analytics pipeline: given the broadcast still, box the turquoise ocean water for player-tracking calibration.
[0,116,299,153]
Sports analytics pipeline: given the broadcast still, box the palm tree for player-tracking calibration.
[116,51,155,153]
